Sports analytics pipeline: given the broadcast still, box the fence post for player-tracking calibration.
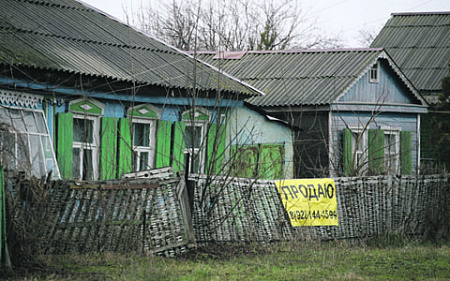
[142,209,146,255]
[1,167,12,268]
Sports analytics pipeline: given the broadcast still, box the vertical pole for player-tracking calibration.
[142,209,146,255]
[184,153,190,183]
[1,167,11,268]
[185,154,194,213]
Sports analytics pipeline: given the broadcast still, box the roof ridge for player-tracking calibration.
[0,26,173,53]
[391,11,450,16]
[247,75,359,80]
[15,0,89,11]
[204,48,384,59]
[227,48,382,54]
[388,22,450,28]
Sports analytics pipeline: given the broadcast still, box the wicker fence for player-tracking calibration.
[190,174,450,243]
[5,168,195,258]
[3,172,449,260]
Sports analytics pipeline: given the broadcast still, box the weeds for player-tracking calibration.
[2,239,449,281]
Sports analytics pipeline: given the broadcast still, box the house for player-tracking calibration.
[195,49,428,177]
[370,12,450,167]
[370,12,450,104]
[0,0,294,181]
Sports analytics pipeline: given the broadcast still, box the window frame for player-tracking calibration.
[347,127,368,174]
[131,118,156,172]
[383,129,400,174]
[72,114,100,180]
[184,120,207,174]
[369,61,380,83]
[0,106,60,179]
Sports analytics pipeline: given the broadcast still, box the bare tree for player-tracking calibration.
[125,0,343,51]
[357,28,379,48]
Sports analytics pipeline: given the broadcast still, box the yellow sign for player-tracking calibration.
[274,178,338,226]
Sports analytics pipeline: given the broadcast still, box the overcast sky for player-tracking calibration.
[80,0,449,47]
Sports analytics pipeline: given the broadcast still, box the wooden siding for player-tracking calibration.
[338,60,418,105]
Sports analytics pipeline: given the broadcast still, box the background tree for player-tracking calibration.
[124,0,343,51]
[357,28,378,47]
[432,68,450,169]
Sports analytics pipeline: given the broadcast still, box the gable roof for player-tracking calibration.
[0,0,260,97]
[371,12,450,99]
[194,48,424,107]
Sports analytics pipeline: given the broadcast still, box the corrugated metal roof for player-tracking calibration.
[0,0,260,96]
[371,12,450,93]
[195,49,391,107]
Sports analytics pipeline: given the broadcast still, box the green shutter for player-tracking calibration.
[214,125,226,175]
[259,144,284,180]
[100,117,117,180]
[57,112,73,179]
[400,131,412,175]
[343,128,353,176]
[206,124,227,175]
[368,129,385,174]
[232,145,258,178]
[206,123,217,174]
[155,120,172,168]
[172,121,186,174]
[118,118,133,176]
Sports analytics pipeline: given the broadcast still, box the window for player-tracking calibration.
[73,115,99,180]
[384,130,399,174]
[126,104,160,172]
[182,107,211,174]
[0,106,60,179]
[346,127,411,176]
[343,128,368,175]
[69,98,105,181]
[184,122,206,173]
[369,61,379,83]
[351,130,367,169]
[132,119,156,171]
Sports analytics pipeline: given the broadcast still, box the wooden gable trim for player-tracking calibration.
[182,107,211,122]
[127,104,160,119]
[69,97,105,116]
[334,51,428,107]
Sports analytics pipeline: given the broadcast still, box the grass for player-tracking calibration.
[2,239,450,280]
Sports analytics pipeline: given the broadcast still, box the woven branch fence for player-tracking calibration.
[3,171,449,262]
[5,169,195,258]
[190,174,450,243]
[190,175,293,243]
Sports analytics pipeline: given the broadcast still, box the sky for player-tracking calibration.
[80,0,449,47]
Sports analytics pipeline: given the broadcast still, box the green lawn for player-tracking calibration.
[2,240,450,280]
